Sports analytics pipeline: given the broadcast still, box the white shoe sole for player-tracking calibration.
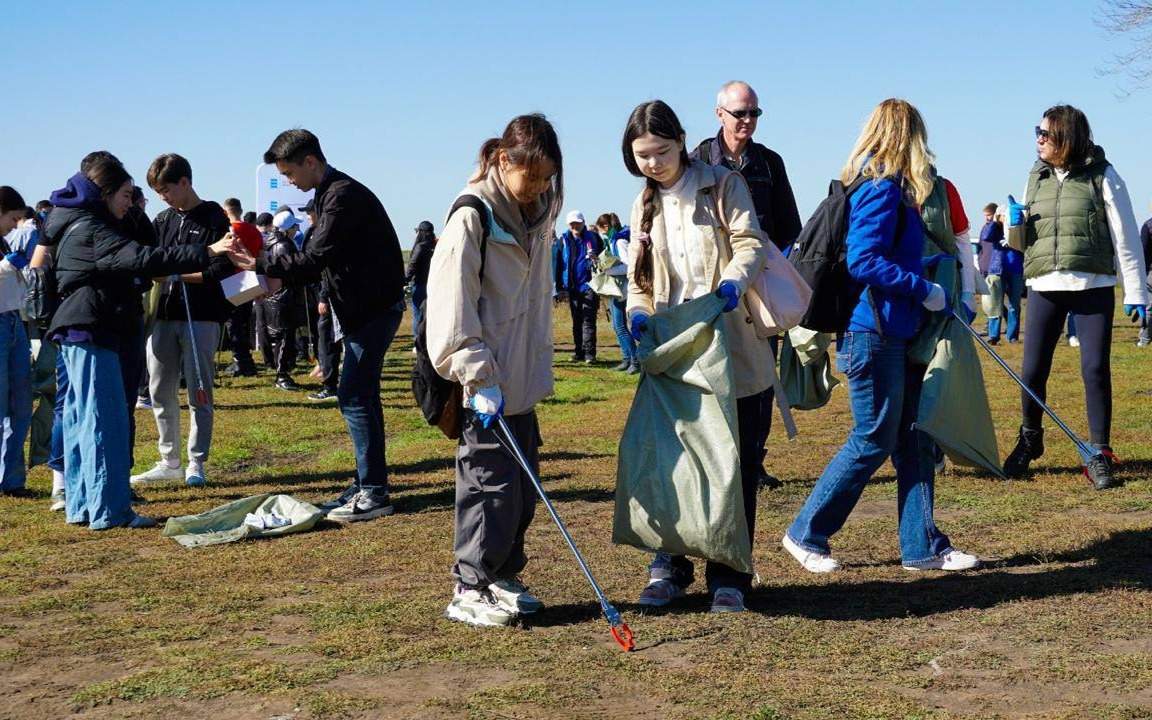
[49,501,65,512]
[903,560,981,572]
[327,505,395,523]
[129,473,184,486]
[782,534,841,573]
[445,603,515,627]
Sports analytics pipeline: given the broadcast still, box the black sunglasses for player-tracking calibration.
[1034,126,1051,140]
[721,107,764,121]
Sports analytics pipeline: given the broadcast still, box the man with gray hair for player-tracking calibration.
[692,80,802,489]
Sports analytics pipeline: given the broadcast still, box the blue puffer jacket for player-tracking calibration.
[553,228,603,293]
[845,178,934,339]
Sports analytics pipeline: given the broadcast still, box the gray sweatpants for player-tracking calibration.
[452,410,540,588]
[146,320,220,466]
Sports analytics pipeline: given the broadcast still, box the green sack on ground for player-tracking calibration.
[917,315,1004,478]
[162,493,325,548]
[613,293,752,574]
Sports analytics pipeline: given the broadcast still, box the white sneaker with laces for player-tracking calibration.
[903,549,981,572]
[488,578,543,614]
[1068,336,1080,348]
[49,490,65,512]
[327,489,394,523]
[782,534,841,573]
[446,584,518,627]
[130,461,184,485]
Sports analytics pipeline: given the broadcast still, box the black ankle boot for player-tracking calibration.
[1003,426,1044,478]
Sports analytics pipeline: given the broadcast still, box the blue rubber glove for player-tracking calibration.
[469,385,504,429]
[630,313,649,342]
[715,280,739,312]
[1006,195,1027,226]
[1124,304,1148,324]
[4,252,28,270]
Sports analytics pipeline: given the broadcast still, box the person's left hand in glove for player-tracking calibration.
[961,291,977,324]
[1124,303,1148,324]
[469,385,504,429]
[715,280,740,312]
[3,252,29,270]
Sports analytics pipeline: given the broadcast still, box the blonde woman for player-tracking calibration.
[783,99,980,573]
[622,100,770,613]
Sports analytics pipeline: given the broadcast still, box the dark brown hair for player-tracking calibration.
[621,100,689,293]
[85,158,133,199]
[146,153,192,190]
[223,197,243,215]
[0,186,26,214]
[594,213,620,232]
[1042,105,1093,169]
[473,114,564,219]
[983,202,998,214]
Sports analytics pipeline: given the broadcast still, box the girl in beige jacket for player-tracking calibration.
[622,100,770,614]
[425,114,563,628]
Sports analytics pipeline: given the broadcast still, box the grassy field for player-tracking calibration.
[1,299,1150,720]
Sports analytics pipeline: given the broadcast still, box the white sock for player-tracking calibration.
[51,470,65,494]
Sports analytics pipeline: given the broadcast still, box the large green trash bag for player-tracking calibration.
[908,256,960,366]
[613,293,752,574]
[779,328,840,411]
[162,493,325,548]
[916,314,1005,478]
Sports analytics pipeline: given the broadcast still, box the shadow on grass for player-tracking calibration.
[394,479,615,514]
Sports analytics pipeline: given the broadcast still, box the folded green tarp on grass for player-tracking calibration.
[613,294,752,574]
[162,493,324,548]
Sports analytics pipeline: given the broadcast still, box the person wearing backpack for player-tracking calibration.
[593,212,637,373]
[783,98,980,574]
[623,100,770,614]
[1001,105,1149,489]
[425,114,563,627]
[0,187,34,497]
[553,211,603,363]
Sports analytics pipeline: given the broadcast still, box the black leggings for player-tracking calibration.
[1020,287,1113,444]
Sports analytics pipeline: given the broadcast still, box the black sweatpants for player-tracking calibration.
[1020,286,1114,444]
[317,310,341,393]
[227,302,255,371]
[568,289,599,360]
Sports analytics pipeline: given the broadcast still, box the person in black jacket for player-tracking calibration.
[43,156,236,529]
[264,210,306,390]
[692,80,803,490]
[301,200,341,402]
[130,154,233,489]
[243,129,406,522]
[406,221,436,335]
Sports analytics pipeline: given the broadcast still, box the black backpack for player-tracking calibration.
[411,195,490,439]
[790,176,904,333]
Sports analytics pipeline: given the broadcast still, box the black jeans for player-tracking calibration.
[226,302,255,370]
[118,316,147,468]
[317,310,341,392]
[756,336,781,467]
[568,289,599,360]
[652,392,764,593]
[1020,286,1113,444]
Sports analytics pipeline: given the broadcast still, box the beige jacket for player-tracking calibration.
[425,168,557,416]
[627,160,771,398]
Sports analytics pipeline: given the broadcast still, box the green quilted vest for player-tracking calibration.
[1023,146,1113,279]
[920,175,957,257]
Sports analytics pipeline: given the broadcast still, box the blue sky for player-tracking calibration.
[5,1,1149,246]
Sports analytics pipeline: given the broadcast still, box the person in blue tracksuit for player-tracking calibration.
[553,211,603,363]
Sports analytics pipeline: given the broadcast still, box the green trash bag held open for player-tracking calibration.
[613,294,752,574]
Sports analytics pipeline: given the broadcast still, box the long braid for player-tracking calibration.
[634,177,660,294]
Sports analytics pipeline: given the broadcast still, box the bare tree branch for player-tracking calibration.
[1096,0,1152,96]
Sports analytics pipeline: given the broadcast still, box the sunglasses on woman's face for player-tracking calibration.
[1035,126,1051,141]
[722,107,764,121]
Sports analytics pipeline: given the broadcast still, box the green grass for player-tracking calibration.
[0,299,1149,720]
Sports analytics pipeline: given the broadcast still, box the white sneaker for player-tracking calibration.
[1068,336,1080,348]
[49,490,65,512]
[185,461,206,487]
[130,461,184,485]
[782,534,841,573]
[446,584,518,627]
[488,578,543,615]
[903,549,981,572]
[327,490,394,523]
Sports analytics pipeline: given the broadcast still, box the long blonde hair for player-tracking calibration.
[840,98,935,205]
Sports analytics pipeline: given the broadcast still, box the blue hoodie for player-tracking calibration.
[845,178,934,339]
[553,227,603,293]
[49,173,105,212]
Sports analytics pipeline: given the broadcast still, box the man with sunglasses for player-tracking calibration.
[692,80,802,491]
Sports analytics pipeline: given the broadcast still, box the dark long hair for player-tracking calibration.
[1042,105,1093,169]
[473,113,564,222]
[85,157,133,199]
[621,100,690,293]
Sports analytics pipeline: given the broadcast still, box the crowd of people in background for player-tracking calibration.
[1,80,1149,628]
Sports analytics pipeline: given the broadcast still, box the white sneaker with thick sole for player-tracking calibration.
[49,490,65,512]
[903,549,981,572]
[488,578,543,615]
[446,585,518,627]
[782,534,841,573]
[130,461,184,485]
[185,462,206,487]
[327,490,394,523]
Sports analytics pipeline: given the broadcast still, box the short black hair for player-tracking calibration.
[242,211,256,224]
[131,186,144,203]
[81,150,121,174]
[35,200,53,212]
[255,212,274,227]
[0,186,28,214]
[147,153,193,191]
[263,129,326,165]
[223,197,243,215]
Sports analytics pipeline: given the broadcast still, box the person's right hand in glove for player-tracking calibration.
[922,283,947,312]
[469,385,504,429]
[1006,195,1027,227]
[630,313,649,342]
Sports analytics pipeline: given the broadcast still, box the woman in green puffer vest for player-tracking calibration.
[1003,105,1149,489]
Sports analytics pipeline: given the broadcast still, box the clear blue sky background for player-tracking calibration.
[5,1,1148,247]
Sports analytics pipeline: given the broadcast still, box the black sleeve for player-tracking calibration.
[94,224,207,276]
[1142,221,1152,273]
[200,207,235,282]
[406,237,430,283]
[768,153,803,251]
[256,189,340,284]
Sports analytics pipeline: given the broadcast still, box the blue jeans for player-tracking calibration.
[48,350,67,473]
[60,342,135,529]
[786,332,952,564]
[0,312,32,490]
[609,295,635,363]
[339,305,404,492]
[1001,272,1023,341]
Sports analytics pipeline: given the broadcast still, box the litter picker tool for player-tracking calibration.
[493,416,635,652]
[951,308,1104,471]
[179,280,210,406]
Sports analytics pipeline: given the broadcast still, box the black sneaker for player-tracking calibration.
[0,487,35,498]
[757,468,783,490]
[230,363,258,378]
[1003,426,1044,478]
[308,387,338,402]
[1084,446,1121,490]
[275,377,302,391]
[612,361,631,372]
[318,483,358,511]
[327,489,395,523]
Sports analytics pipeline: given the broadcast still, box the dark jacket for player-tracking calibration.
[43,174,206,349]
[978,219,1005,275]
[153,201,233,323]
[406,229,436,286]
[256,167,405,335]
[263,230,303,326]
[693,133,802,252]
[1142,218,1152,273]
[553,228,602,293]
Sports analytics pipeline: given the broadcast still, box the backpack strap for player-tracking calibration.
[447,194,491,282]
